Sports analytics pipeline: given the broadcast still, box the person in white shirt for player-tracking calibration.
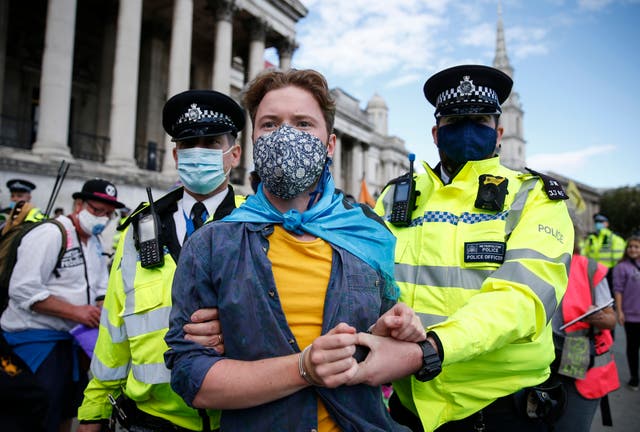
[1,178,124,432]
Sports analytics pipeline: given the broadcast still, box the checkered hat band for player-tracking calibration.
[177,109,234,128]
[436,86,499,107]
[388,210,508,228]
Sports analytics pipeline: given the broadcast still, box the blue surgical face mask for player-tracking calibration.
[594,222,605,232]
[437,119,498,166]
[8,201,16,209]
[177,146,233,195]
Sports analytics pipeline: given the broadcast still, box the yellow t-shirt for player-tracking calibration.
[267,225,340,432]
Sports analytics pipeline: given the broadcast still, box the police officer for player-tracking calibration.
[584,213,625,272]
[77,90,246,432]
[0,179,44,231]
[352,65,575,431]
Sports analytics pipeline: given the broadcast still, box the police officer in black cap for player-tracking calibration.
[77,90,245,432]
[6,178,36,204]
[1,178,45,229]
[354,65,574,431]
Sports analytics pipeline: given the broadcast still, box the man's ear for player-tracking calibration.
[432,125,438,148]
[230,143,242,168]
[173,146,178,169]
[496,125,504,142]
[326,133,336,158]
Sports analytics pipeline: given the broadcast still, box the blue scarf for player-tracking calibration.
[223,175,398,300]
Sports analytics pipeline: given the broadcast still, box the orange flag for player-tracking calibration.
[358,178,376,207]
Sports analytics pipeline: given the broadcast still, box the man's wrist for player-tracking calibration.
[298,345,321,386]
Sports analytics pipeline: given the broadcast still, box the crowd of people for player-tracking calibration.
[0,63,638,432]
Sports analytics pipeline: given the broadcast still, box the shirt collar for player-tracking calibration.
[182,188,228,218]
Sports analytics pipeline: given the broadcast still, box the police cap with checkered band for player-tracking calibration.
[423,65,513,118]
[162,90,245,141]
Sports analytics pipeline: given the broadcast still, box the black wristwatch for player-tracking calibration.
[414,340,442,382]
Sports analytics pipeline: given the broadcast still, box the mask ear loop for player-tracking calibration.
[306,158,333,210]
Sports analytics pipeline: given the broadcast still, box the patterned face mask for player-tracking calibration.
[253,124,328,200]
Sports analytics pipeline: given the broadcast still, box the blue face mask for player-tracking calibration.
[594,222,605,232]
[8,201,16,209]
[177,146,232,195]
[436,119,498,166]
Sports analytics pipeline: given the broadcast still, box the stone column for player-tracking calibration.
[241,18,267,182]
[277,37,296,71]
[0,0,8,131]
[211,0,234,93]
[105,0,143,168]
[332,132,343,189]
[96,8,117,141]
[351,141,363,197]
[31,0,77,159]
[162,0,193,175]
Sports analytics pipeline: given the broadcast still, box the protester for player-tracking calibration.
[1,178,123,432]
[551,238,618,431]
[614,235,640,390]
[54,207,65,217]
[77,90,246,432]
[347,65,574,431]
[165,69,420,431]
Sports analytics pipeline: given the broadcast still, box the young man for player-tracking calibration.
[354,65,574,431]
[165,69,419,431]
[1,179,124,432]
[77,90,246,432]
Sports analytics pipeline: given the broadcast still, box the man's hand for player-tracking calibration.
[303,323,359,388]
[584,305,617,330]
[73,304,101,328]
[369,303,426,342]
[348,332,423,386]
[183,308,224,353]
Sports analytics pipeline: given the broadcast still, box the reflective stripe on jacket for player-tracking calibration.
[562,255,619,399]
[375,157,574,431]
[77,189,242,430]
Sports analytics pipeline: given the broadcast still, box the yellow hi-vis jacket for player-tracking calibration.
[583,227,625,269]
[375,158,574,431]
[78,190,245,430]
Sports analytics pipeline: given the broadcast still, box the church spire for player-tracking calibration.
[493,0,513,79]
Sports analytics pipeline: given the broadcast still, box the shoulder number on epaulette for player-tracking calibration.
[525,168,569,201]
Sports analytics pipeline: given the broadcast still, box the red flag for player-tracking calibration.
[358,178,376,207]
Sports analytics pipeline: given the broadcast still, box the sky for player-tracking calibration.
[265,0,640,190]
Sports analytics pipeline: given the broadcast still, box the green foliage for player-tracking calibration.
[599,186,640,239]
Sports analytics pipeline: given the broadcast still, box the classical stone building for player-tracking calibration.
[0,0,409,217]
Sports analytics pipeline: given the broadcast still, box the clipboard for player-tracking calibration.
[559,298,614,331]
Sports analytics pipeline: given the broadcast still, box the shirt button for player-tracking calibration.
[262,247,267,253]
[268,290,275,297]
[375,279,380,286]
[288,339,295,345]
[311,429,318,432]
